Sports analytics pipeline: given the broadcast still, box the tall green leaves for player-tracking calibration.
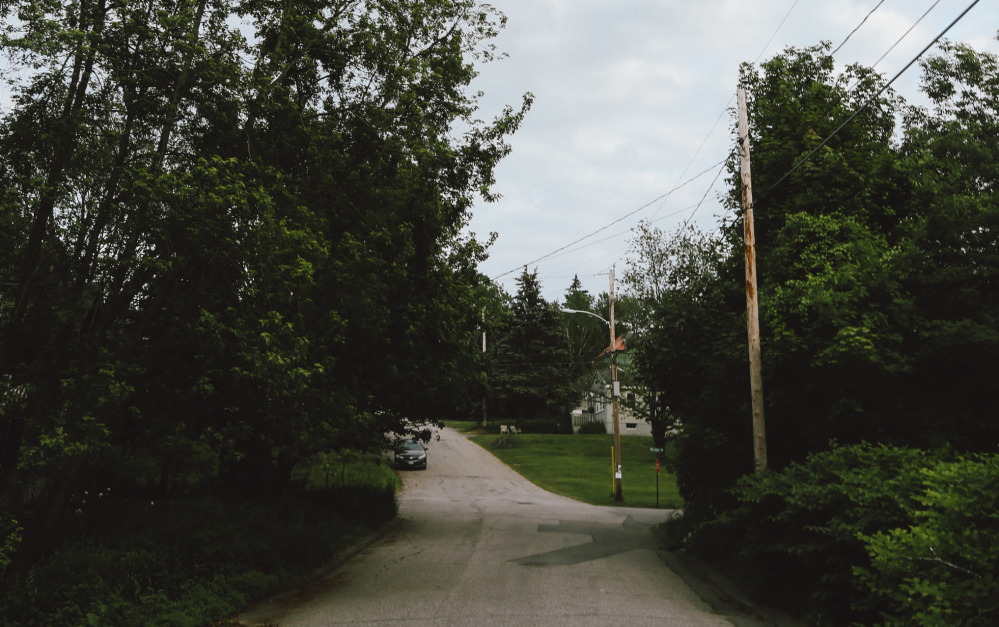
[487,268,575,428]
[628,38,999,524]
[0,0,527,550]
[895,41,999,450]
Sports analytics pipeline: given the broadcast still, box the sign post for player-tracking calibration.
[655,458,661,508]
[611,446,615,496]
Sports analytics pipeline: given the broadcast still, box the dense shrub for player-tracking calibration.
[685,444,999,626]
[0,514,21,578]
[577,421,607,434]
[0,483,397,627]
[854,455,999,626]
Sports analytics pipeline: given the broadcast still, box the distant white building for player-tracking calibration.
[570,373,651,436]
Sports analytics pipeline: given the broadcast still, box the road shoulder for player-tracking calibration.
[653,539,802,627]
[224,517,401,626]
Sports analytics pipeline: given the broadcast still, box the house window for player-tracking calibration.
[625,423,637,430]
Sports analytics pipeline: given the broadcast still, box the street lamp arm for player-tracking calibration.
[561,308,610,325]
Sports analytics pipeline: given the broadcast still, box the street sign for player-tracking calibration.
[650,447,663,453]
[655,459,661,473]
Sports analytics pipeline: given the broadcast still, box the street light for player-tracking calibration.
[561,308,605,321]
[562,298,624,502]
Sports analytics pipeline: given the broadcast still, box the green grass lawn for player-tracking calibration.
[469,433,683,509]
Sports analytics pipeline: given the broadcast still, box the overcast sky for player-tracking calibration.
[464,0,999,301]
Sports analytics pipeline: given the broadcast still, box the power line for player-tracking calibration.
[490,160,724,281]
[494,0,961,290]
[651,97,734,222]
[868,0,943,69]
[538,200,708,268]
[494,0,805,285]
[832,0,888,55]
[680,160,728,232]
[625,1,979,289]
[614,1,810,271]
[760,0,982,200]
[754,0,803,64]
[604,158,728,275]
[539,245,629,287]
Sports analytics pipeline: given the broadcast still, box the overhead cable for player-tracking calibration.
[867,0,942,69]
[651,97,734,222]
[753,0,803,63]
[760,0,982,200]
[490,160,724,281]
[832,0,888,55]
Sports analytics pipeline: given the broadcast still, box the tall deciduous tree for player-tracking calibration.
[628,39,999,524]
[0,0,529,566]
[891,40,999,451]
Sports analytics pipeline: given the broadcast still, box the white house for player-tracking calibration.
[570,372,652,436]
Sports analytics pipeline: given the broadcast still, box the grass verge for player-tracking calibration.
[469,433,683,509]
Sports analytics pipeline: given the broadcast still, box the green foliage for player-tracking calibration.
[561,275,607,371]
[703,444,930,624]
[854,455,999,626]
[0,479,397,627]
[0,0,529,566]
[686,444,999,626]
[627,37,999,545]
[577,421,607,435]
[292,451,401,493]
[0,513,21,577]
[624,221,746,517]
[487,269,576,427]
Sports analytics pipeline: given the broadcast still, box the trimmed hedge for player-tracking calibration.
[577,421,608,435]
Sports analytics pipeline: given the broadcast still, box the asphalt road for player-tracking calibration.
[235,428,746,626]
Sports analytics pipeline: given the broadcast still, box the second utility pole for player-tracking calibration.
[738,85,768,473]
[609,266,623,500]
[481,307,488,429]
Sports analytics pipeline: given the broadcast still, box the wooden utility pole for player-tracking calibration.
[481,308,488,428]
[609,266,623,500]
[738,86,768,473]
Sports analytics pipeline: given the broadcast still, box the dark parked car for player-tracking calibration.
[394,440,428,470]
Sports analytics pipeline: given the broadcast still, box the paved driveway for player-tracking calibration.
[237,427,740,626]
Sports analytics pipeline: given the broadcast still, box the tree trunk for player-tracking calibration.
[0,0,107,375]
